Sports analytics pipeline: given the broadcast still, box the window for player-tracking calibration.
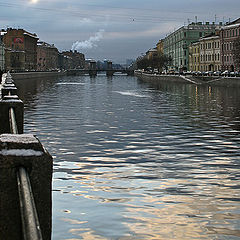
[218,53,220,61]
[199,32,202,37]
[184,32,187,38]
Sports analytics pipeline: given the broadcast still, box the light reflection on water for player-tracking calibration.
[16,75,240,240]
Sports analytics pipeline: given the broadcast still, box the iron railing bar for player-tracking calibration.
[17,167,43,240]
[9,107,18,134]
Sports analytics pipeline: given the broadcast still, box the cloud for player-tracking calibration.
[71,29,105,51]
[104,22,181,40]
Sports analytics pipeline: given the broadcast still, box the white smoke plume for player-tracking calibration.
[71,29,105,51]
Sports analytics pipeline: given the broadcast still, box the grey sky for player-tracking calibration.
[0,0,239,63]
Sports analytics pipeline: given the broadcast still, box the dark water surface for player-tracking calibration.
[16,75,240,240]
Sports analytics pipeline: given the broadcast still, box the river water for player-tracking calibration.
[16,75,240,240]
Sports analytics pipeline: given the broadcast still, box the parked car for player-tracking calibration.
[167,70,175,75]
[213,71,221,76]
[203,71,208,76]
[221,70,230,76]
[206,71,213,76]
[235,71,240,77]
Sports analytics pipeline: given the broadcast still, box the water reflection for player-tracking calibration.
[18,75,240,239]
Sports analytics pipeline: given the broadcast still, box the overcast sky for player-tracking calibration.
[0,0,239,63]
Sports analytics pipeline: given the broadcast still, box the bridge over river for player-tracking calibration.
[67,68,134,76]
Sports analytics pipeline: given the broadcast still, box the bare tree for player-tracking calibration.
[136,54,172,73]
[136,57,149,70]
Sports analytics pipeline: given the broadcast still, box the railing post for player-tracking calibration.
[0,134,53,240]
[1,72,18,97]
[0,95,24,134]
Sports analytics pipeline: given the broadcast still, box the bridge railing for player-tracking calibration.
[0,73,52,240]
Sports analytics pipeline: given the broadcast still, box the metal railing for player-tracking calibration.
[1,72,44,240]
[17,167,43,240]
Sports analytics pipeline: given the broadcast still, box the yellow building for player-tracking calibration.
[189,42,200,72]
[199,35,221,72]
[146,48,158,60]
[156,39,164,55]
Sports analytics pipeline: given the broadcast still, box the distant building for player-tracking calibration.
[58,53,73,70]
[189,42,200,72]
[61,50,85,69]
[37,41,58,71]
[0,28,38,71]
[199,34,221,72]
[0,40,5,72]
[146,48,158,60]
[164,22,221,71]
[220,18,240,71]
[156,39,164,55]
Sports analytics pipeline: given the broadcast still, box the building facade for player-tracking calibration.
[199,35,221,72]
[220,18,240,71]
[146,48,158,60]
[61,50,85,69]
[37,41,58,71]
[189,42,200,72]
[0,28,38,71]
[156,39,164,55]
[163,22,220,71]
[0,41,5,72]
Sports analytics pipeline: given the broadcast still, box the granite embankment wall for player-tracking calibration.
[11,71,66,80]
[135,71,240,87]
[0,73,53,240]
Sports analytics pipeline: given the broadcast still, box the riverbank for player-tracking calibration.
[135,71,240,87]
[11,71,66,80]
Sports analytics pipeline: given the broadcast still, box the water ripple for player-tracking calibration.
[16,75,240,240]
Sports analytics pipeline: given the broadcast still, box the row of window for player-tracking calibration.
[222,42,235,51]
[165,30,214,46]
[222,27,240,38]
[200,41,220,50]
[190,65,221,72]
[223,54,234,63]
[200,65,221,71]
[200,53,220,62]
[191,54,234,65]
